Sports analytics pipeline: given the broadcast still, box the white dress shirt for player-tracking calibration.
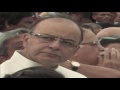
[0,51,87,78]
[0,32,3,36]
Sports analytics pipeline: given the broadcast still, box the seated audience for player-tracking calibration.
[0,12,35,32]
[69,12,92,23]
[0,14,86,78]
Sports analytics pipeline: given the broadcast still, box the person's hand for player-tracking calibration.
[97,48,120,71]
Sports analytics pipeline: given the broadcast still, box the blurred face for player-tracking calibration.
[114,12,120,22]
[23,18,81,67]
[6,34,25,59]
[71,13,82,22]
[109,12,116,22]
[16,16,35,28]
[71,30,104,65]
[93,12,111,23]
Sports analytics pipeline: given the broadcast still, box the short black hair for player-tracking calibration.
[4,66,65,78]
[0,12,35,31]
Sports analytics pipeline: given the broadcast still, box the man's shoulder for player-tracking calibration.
[0,60,21,78]
[1,59,13,68]
[56,66,87,78]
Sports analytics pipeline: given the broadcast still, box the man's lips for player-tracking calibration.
[40,52,60,58]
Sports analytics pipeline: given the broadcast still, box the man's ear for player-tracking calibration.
[0,56,6,64]
[23,33,29,48]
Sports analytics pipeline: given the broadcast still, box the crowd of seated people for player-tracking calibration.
[1,12,120,78]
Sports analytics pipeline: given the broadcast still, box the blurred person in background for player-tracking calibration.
[0,28,28,64]
[0,12,35,32]
[0,14,86,78]
[114,12,120,24]
[92,12,111,23]
[69,12,92,23]
[96,27,120,71]
[109,12,117,24]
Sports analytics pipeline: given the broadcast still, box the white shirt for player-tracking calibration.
[0,51,87,78]
[0,32,3,36]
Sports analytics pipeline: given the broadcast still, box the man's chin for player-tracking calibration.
[41,57,61,63]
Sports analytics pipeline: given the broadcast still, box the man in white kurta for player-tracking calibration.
[0,51,86,78]
[0,15,87,78]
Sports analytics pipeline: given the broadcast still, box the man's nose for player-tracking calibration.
[48,40,61,51]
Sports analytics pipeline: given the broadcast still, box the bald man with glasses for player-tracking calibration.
[0,15,86,78]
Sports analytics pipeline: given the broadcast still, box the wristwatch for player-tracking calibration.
[71,61,80,71]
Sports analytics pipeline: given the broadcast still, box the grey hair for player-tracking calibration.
[0,28,28,57]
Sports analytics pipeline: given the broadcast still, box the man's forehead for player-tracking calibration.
[38,17,76,24]
[34,17,80,33]
[32,17,81,43]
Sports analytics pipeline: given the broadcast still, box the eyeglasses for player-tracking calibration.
[81,40,100,47]
[99,37,120,45]
[29,32,79,49]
